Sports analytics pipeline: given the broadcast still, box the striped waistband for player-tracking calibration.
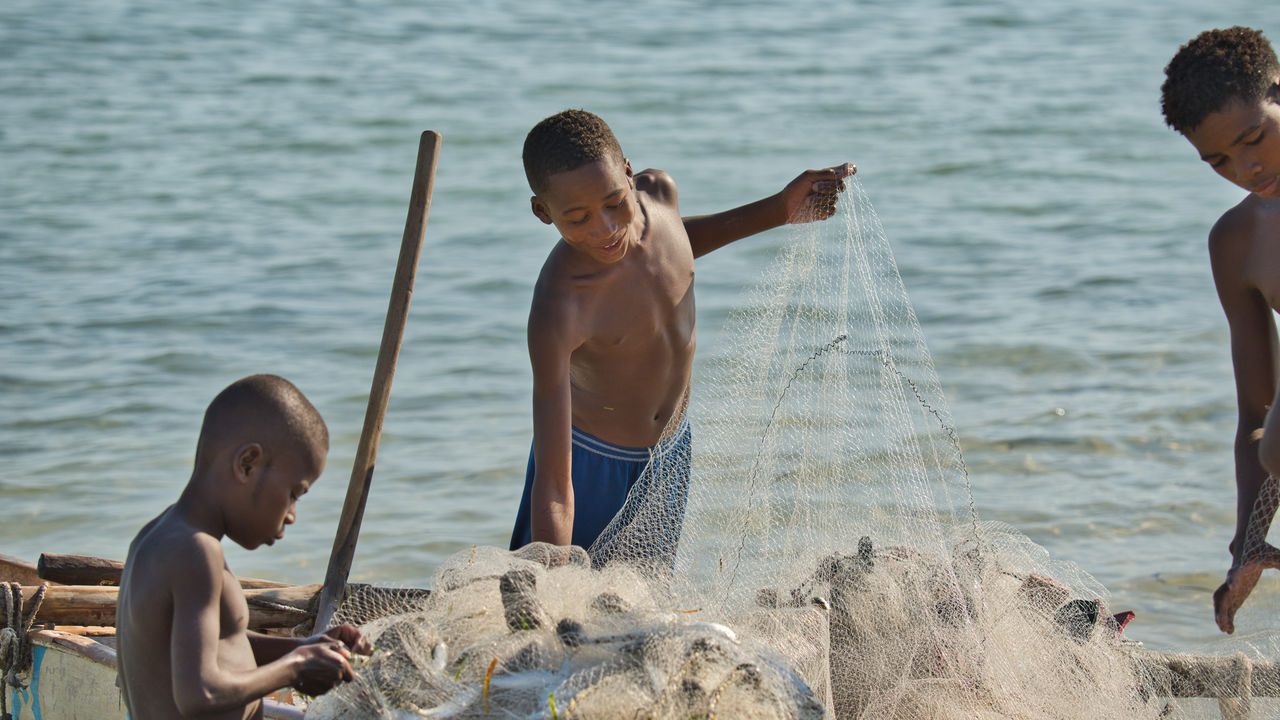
[571,415,690,463]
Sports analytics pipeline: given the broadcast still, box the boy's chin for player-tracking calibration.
[230,533,273,550]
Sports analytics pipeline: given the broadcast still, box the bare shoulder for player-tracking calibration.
[1208,199,1260,256]
[1209,197,1280,286]
[124,512,165,563]
[119,511,225,658]
[635,168,678,206]
[127,512,224,593]
[528,248,586,353]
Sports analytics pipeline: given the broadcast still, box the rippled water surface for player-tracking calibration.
[3,1,1277,653]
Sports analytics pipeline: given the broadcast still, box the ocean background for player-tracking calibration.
[3,0,1277,657]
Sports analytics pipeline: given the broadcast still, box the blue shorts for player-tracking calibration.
[510,417,691,567]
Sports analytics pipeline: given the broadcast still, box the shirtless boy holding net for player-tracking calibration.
[1162,27,1280,633]
[117,374,371,718]
[509,108,854,567]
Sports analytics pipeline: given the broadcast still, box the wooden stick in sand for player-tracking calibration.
[313,130,441,632]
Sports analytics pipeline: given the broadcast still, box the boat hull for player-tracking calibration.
[6,631,126,720]
[5,629,303,720]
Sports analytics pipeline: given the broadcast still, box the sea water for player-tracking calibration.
[2,0,1276,655]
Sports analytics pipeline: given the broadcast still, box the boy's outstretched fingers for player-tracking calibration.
[814,162,857,188]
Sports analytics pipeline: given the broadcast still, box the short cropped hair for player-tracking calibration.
[196,374,328,472]
[523,109,624,194]
[1162,27,1280,134]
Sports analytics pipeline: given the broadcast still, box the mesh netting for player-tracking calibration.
[308,545,828,719]
[1219,474,1280,637]
[307,180,1280,719]
[1242,475,1280,566]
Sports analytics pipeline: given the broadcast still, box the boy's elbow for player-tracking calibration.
[174,688,218,717]
[173,676,239,717]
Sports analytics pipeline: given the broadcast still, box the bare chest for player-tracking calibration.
[587,244,695,352]
[222,580,250,633]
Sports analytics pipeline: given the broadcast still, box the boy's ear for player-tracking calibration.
[530,196,553,225]
[232,443,264,484]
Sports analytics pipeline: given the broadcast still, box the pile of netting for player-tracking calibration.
[308,180,1279,719]
[308,544,828,719]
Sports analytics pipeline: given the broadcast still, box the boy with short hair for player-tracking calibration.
[117,374,370,719]
[509,108,855,567]
[1162,27,1280,633]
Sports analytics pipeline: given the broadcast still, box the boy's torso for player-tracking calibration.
[118,510,262,720]
[544,178,696,448]
[1221,196,1280,310]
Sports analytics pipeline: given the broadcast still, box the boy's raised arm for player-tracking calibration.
[169,536,352,713]
[682,163,855,258]
[528,299,577,546]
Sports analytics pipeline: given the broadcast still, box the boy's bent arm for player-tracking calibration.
[681,163,855,258]
[169,538,295,714]
[1209,219,1280,558]
[528,304,577,546]
[170,538,351,714]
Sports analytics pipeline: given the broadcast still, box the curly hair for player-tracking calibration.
[1162,27,1280,134]
[523,109,625,194]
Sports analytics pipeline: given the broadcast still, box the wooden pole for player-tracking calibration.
[38,553,124,586]
[313,130,441,631]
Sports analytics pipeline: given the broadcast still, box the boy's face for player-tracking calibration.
[1185,85,1280,198]
[231,445,323,550]
[530,155,639,264]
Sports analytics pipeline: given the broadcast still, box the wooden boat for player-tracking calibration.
[0,131,442,720]
[0,131,443,720]
[1,553,306,720]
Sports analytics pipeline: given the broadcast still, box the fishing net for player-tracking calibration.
[1242,475,1280,568]
[306,180,1279,719]
[307,545,828,719]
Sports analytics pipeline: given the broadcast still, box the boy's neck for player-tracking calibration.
[173,473,230,540]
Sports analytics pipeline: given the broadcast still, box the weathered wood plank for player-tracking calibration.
[36,552,290,588]
[0,552,44,585]
[17,583,320,629]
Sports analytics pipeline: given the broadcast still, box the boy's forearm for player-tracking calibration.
[249,631,302,665]
[1233,428,1271,558]
[530,485,575,546]
[529,383,575,546]
[176,657,299,716]
[683,194,787,258]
